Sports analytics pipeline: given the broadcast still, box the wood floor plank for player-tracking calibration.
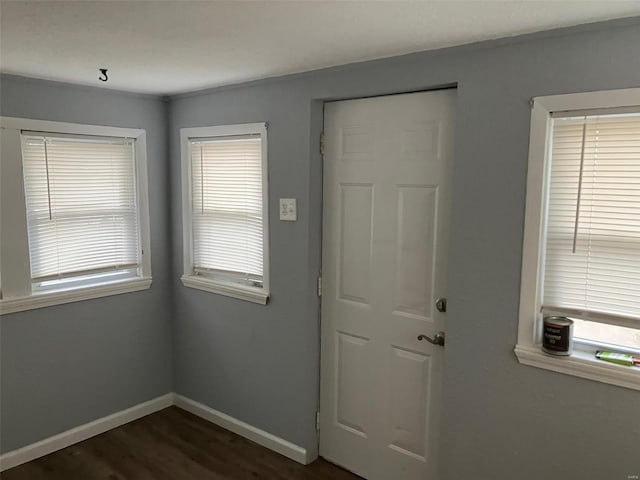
[1,407,362,480]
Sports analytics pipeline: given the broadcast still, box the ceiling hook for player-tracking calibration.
[98,68,108,82]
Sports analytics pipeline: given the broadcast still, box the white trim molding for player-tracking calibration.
[0,393,315,472]
[180,275,268,305]
[0,393,173,472]
[0,277,152,315]
[174,394,312,465]
[179,123,270,305]
[516,87,640,390]
[515,345,640,391]
[0,116,153,312]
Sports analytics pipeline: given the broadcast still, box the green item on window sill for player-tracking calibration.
[595,351,635,367]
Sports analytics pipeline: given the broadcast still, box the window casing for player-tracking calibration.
[517,88,640,391]
[180,123,269,305]
[0,118,152,314]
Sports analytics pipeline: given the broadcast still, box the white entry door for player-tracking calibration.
[319,90,455,480]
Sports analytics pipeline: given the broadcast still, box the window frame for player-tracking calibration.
[180,123,270,305]
[516,88,640,391]
[0,117,152,314]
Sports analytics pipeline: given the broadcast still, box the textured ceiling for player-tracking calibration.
[1,1,639,95]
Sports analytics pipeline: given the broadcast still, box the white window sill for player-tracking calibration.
[515,343,640,391]
[181,275,269,305]
[0,277,152,315]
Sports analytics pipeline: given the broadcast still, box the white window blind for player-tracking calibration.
[190,134,264,285]
[543,113,640,326]
[21,133,140,284]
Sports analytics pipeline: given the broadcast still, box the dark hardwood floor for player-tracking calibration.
[1,407,361,480]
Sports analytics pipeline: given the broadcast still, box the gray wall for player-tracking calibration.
[1,18,638,479]
[170,19,640,479]
[0,75,173,453]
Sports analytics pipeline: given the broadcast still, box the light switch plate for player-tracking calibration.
[279,198,297,221]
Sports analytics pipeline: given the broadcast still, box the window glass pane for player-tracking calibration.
[573,318,640,351]
[543,113,640,323]
[190,135,263,283]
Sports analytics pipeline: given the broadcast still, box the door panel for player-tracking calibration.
[339,184,374,304]
[388,346,430,460]
[320,89,455,480]
[394,185,438,319]
[336,332,370,436]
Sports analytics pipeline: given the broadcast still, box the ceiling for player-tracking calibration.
[1,1,639,95]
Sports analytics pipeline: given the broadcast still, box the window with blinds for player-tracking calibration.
[21,133,141,289]
[542,112,640,330]
[189,133,265,287]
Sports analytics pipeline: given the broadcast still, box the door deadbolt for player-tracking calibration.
[435,297,447,313]
[418,332,445,346]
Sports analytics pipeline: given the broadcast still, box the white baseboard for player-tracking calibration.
[173,394,312,465]
[0,392,314,471]
[0,393,174,472]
